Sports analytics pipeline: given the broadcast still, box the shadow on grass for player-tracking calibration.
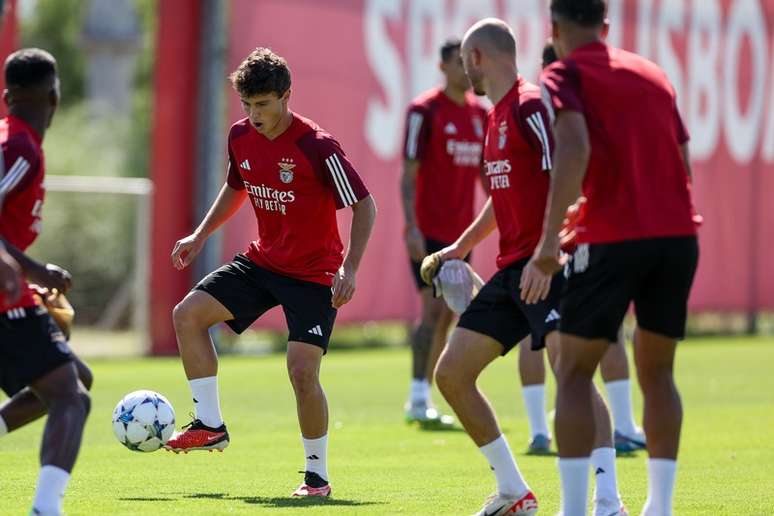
[118,497,175,502]
[183,492,382,508]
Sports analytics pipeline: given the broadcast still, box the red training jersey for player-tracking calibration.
[226,113,370,286]
[0,116,46,311]
[484,77,554,269]
[540,42,696,244]
[403,88,487,243]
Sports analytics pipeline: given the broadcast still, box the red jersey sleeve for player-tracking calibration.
[403,104,431,161]
[317,135,370,209]
[0,136,40,207]
[674,103,690,145]
[540,60,584,121]
[517,98,555,172]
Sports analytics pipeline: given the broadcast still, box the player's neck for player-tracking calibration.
[262,110,293,140]
[443,85,467,106]
[562,31,605,57]
[486,68,519,106]
[7,107,47,139]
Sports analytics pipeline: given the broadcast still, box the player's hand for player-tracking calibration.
[171,233,205,270]
[520,237,564,305]
[404,226,426,262]
[419,251,443,286]
[331,264,356,308]
[30,263,73,294]
[0,249,22,304]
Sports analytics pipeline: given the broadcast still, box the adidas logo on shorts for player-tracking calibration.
[308,325,323,336]
[545,309,560,324]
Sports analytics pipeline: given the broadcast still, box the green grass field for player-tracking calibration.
[1,336,772,515]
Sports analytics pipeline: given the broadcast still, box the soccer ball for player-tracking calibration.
[112,390,175,452]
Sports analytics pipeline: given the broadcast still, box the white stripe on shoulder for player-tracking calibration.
[530,112,552,170]
[0,157,31,195]
[325,155,355,206]
[331,154,357,203]
[406,111,424,159]
[526,114,551,171]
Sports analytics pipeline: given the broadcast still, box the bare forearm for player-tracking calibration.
[194,183,247,239]
[400,161,419,228]
[455,198,497,255]
[543,113,590,241]
[343,195,377,271]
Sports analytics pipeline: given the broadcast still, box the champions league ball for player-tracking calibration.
[112,390,175,452]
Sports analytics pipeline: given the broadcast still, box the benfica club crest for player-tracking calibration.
[278,158,296,184]
[498,121,508,150]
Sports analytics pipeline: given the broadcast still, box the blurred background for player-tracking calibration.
[2,0,773,357]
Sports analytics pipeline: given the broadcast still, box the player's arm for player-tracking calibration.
[680,143,692,181]
[0,237,72,293]
[400,159,425,261]
[445,197,496,259]
[0,240,23,303]
[332,194,377,309]
[171,182,247,270]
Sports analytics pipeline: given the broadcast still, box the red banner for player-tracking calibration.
[223,0,774,328]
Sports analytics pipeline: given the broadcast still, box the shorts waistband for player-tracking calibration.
[1,305,45,320]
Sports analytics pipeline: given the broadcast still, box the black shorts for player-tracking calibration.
[0,307,74,397]
[561,236,699,342]
[457,258,564,354]
[410,236,470,289]
[194,255,337,352]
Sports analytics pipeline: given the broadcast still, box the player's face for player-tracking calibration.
[441,49,470,92]
[241,91,289,135]
[461,45,486,96]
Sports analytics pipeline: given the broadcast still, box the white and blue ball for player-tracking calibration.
[112,390,175,452]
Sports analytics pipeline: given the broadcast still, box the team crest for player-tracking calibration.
[472,116,484,139]
[278,158,296,184]
[498,121,508,149]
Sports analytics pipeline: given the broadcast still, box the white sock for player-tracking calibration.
[643,459,677,516]
[189,376,223,428]
[479,435,529,497]
[302,434,329,482]
[591,447,620,505]
[559,457,590,516]
[410,379,429,405]
[605,379,639,436]
[521,384,549,438]
[32,465,70,514]
[0,414,8,437]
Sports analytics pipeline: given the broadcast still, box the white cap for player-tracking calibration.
[433,259,484,315]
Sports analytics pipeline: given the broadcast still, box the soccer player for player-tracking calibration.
[423,19,625,516]
[523,1,699,514]
[0,48,93,516]
[518,41,646,456]
[401,38,487,426]
[167,48,376,498]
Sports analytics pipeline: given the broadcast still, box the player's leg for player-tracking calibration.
[168,256,275,452]
[0,356,92,435]
[28,361,90,516]
[518,338,550,453]
[435,267,539,515]
[425,301,454,384]
[436,328,536,515]
[287,341,331,496]
[633,236,698,516]
[600,326,646,452]
[274,272,337,497]
[406,286,446,421]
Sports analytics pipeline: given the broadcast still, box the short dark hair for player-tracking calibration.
[550,0,606,27]
[229,47,291,98]
[4,48,57,89]
[542,41,559,68]
[440,38,461,62]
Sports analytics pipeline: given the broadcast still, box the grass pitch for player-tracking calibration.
[1,335,772,514]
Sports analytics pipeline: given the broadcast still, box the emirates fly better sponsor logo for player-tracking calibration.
[243,180,296,215]
[484,159,512,190]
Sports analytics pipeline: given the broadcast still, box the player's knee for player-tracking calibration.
[172,299,203,334]
[636,364,674,393]
[76,360,93,391]
[287,362,319,395]
[435,356,461,398]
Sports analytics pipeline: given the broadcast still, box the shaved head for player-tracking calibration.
[460,18,518,99]
[462,18,516,59]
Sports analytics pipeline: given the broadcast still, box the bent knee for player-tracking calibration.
[287,363,319,391]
